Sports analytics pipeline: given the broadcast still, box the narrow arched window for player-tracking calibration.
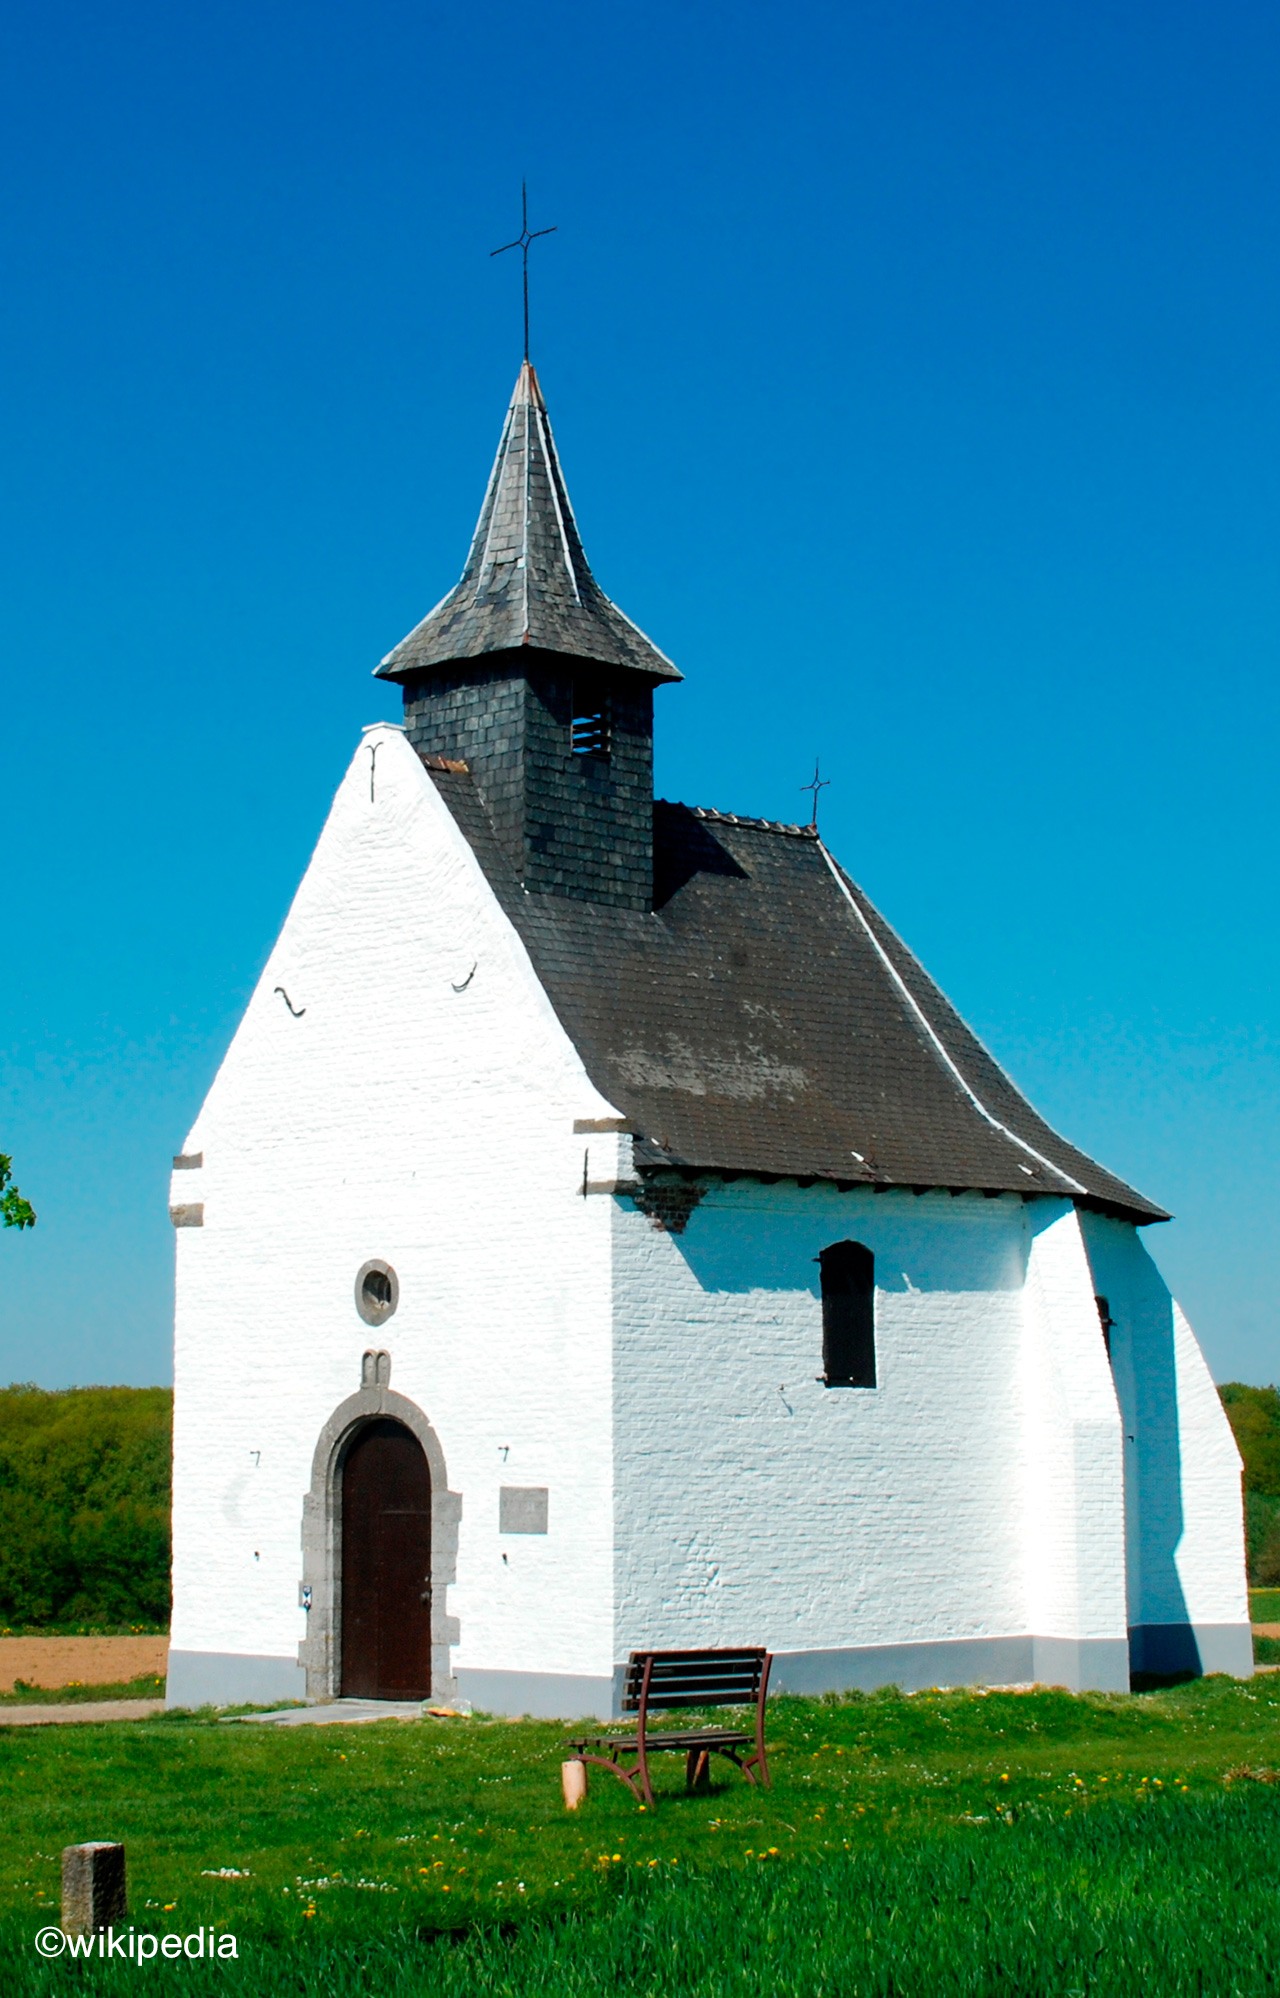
[819,1241,876,1387]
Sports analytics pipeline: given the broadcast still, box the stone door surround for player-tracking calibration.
[299,1376,461,1702]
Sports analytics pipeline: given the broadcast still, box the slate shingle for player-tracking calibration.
[426,771,1167,1225]
[375,363,680,684]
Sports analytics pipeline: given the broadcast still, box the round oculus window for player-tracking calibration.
[355,1259,399,1326]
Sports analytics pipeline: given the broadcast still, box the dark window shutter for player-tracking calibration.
[820,1241,876,1387]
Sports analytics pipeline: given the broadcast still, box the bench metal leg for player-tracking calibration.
[685,1748,710,1791]
[575,1752,652,1808]
[746,1745,772,1789]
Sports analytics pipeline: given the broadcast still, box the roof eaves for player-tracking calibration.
[627,1155,1168,1223]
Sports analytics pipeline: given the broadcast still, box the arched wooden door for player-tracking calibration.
[340,1418,432,1699]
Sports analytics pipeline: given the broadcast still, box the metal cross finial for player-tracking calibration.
[491,182,558,362]
[801,757,830,830]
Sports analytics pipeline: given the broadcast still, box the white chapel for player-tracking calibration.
[166,358,1250,1714]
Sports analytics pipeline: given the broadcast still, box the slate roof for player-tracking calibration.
[425,764,1168,1224]
[376,362,680,684]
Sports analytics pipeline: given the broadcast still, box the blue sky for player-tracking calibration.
[2,0,1278,1388]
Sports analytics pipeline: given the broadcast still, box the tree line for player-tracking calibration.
[0,1383,170,1629]
[1219,1383,1280,1587]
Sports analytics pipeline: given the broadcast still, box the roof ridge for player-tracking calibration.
[822,850,1167,1219]
[817,841,1089,1200]
[659,800,818,839]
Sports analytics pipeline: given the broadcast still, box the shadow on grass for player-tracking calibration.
[1129,1670,1201,1693]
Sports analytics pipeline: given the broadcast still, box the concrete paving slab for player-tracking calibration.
[233,1699,426,1726]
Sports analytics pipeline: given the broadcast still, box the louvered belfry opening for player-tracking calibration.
[377,360,680,911]
[571,687,611,759]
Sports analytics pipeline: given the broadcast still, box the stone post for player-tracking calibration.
[61,1843,127,1935]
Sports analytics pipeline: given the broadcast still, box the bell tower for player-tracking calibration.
[375,362,680,911]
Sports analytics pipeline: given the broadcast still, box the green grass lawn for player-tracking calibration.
[5,1677,1280,1994]
[1251,1588,1280,1623]
[0,1676,165,1707]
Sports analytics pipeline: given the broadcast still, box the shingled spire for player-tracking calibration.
[385,362,678,911]
[376,360,679,683]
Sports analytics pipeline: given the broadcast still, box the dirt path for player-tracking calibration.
[0,1635,168,1692]
[0,1699,165,1726]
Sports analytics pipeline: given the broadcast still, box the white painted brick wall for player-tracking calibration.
[1020,1205,1127,1644]
[612,1183,1035,1655]
[171,726,622,1683]
[1170,1301,1249,1626]
[1079,1214,1247,1630]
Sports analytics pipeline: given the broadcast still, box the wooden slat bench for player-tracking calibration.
[565,1647,772,1810]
